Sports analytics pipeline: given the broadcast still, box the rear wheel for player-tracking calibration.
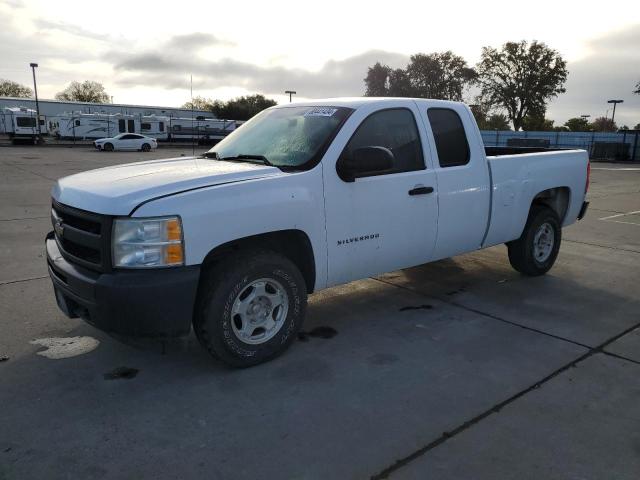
[103,142,114,152]
[507,205,561,276]
[141,143,151,152]
[194,250,307,368]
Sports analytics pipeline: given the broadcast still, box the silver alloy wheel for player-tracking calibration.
[533,222,555,262]
[231,278,289,345]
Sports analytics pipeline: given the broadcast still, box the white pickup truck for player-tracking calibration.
[46,98,590,367]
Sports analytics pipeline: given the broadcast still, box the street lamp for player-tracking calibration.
[580,114,590,120]
[607,99,623,124]
[284,90,296,103]
[29,62,41,139]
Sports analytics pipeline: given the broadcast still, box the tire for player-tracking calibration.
[194,250,307,368]
[507,205,561,276]
[141,143,151,152]
[104,143,114,152]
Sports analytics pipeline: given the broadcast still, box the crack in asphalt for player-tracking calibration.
[373,277,592,350]
[369,311,640,479]
[563,239,640,254]
[0,275,48,286]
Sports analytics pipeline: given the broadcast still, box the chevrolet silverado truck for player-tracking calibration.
[46,98,590,367]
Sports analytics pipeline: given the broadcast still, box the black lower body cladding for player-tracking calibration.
[46,232,200,337]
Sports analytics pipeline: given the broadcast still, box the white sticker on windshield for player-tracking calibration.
[305,107,338,117]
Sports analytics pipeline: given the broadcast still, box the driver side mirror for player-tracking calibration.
[336,146,394,182]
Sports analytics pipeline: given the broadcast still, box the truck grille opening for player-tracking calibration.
[51,201,111,272]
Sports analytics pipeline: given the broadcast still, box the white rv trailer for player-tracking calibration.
[1,107,48,142]
[51,113,139,140]
[167,117,236,142]
[140,115,170,141]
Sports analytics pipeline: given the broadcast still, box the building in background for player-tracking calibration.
[0,96,211,119]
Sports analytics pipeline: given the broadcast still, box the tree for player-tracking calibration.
[387,68,413,97]
[0,79,33,98]
[364,62,391,96]
[521,114,555,131]
[564,117,590,131]
[55,81,110,103]
[406,51,476,101]
[363,51,476,100]
[634,123,640,130]
[590,117,616,132]
[182,96,215,110]
[210,94,277,121]
[476,40,568,131]
[634,81,640,95]
[470,103,511,130]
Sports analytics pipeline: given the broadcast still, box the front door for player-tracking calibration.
[323,104,439,287]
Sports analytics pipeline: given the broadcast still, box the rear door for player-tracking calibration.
[416,103,491,260]
[323,102,439,286]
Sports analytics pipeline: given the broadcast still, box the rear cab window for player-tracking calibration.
[427,108,470,167]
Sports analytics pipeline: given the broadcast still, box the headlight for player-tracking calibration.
[112,216,184,268]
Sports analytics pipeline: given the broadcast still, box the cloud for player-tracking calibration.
[548,24,640,125]
[34,18,111,42]
[113,49,410,97]
[168,32,234,50]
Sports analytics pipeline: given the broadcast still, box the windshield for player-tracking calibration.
[206,106,353,168]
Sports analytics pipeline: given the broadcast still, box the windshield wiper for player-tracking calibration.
[219,154,274,166]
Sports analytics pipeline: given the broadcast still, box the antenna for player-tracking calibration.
[191,75,195,156]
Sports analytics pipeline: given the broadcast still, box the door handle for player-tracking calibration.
[408,186,434,196]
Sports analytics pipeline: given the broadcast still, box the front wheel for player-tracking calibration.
[507,205,561,276]
[103,142,114,152]
[194,250,307,368]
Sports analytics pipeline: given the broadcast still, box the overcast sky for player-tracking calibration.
[1,0,639,126]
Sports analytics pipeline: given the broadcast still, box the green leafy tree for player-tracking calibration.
[182,96,215,110]
[363,51,476,100]
[211,94,277,121]
[485,114,511,130]
[590,117,617,132]
[470,104,511,130]
[364,62,392,96]
[634,123,640,130]
[476,40,568,131]
[564,117,590,131]
[55,81,110,103]
[0,79,33,98]
[521,114,555,131]
[388,68,413,97]
[406,51,476,101]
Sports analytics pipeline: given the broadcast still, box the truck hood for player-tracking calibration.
[52,156,283,215]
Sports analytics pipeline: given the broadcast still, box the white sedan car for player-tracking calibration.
[94,134,158,152]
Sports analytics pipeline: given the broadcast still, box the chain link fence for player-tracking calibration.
[481,130,640,162]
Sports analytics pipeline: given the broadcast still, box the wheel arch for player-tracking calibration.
[200,229,316,293]
[530,186,571,223]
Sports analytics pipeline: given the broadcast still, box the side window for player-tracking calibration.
[141,122,151,130]
[427,108,470,167]
[159,122,164,132]
[127,119,135,132]
[75,120,81,126]
[343,108,424,175]
[118,119,126,133]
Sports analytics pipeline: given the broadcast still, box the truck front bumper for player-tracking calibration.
[46,232,200,337]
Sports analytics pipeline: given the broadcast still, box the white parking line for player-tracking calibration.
[592,168,640,171]
[599,210,640,221]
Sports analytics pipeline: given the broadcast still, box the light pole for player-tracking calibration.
[580,114,590,120]
[607,99,623,124]
[284,90,296,103]
[29,62,41,140]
